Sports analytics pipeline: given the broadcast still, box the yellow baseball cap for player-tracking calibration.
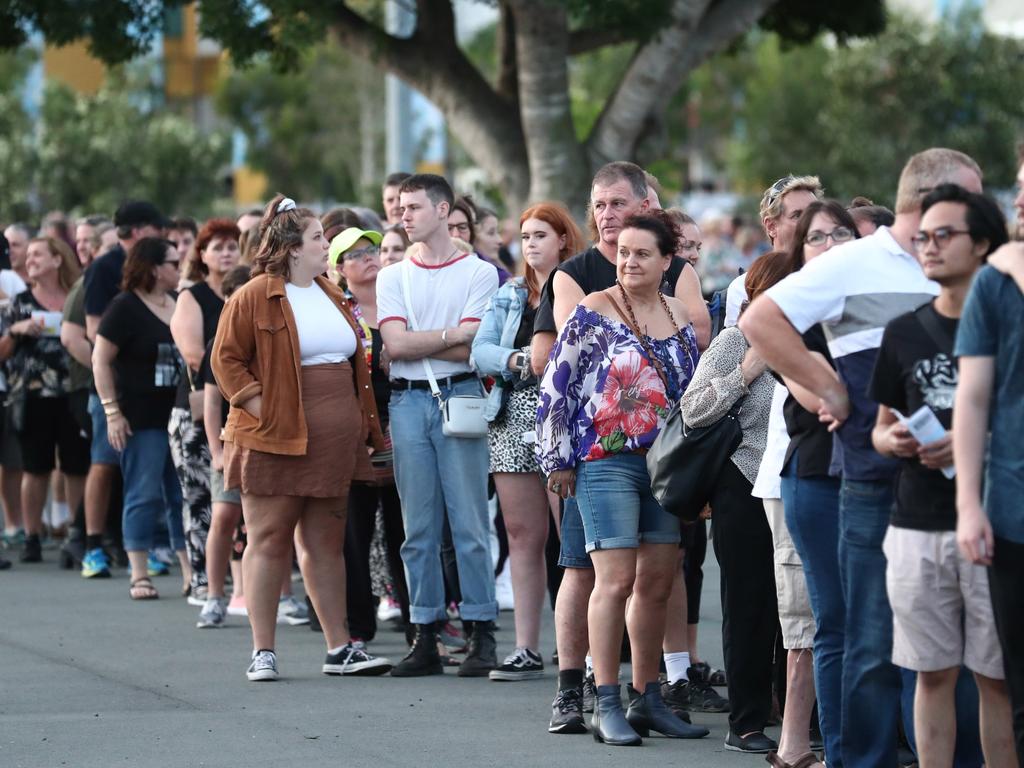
[329,227,383,267]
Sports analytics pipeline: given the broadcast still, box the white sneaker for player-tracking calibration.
[277,595,310,625]
[197,597,227,629]
[247,649,279,682]
[376,596,401,623]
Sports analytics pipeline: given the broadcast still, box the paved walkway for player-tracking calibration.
[0,546,774,768]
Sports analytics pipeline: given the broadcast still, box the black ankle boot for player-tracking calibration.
[457,620,497,677]
[391,622,443,677]
[592,684,642,746]
[625,682,709,739]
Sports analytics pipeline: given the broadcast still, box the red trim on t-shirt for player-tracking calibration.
[410,252,471,270]
[379,316,407,326]
[459,317,480,324]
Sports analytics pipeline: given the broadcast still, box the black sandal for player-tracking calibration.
[130,577,159,600]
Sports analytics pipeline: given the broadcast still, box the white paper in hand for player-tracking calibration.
[891,406,955,480]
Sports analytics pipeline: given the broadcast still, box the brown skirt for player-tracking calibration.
[224,362,363,499]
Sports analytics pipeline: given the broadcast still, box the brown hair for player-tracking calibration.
[741,250,794,313]
[28,236,81,292]
[786,200,860,271]
[519,202,586,306]
[250,194,318,280]
[186,218,241,282]
[321,207,364,244]
[238,227,261,265]
[221,264,253,299]
[895,148,982,214]
[122,237,175,293]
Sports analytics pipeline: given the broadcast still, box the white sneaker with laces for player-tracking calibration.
[277,595,310,625]
[247,649,279,682]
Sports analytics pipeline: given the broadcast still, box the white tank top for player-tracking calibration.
[284,282,358,366]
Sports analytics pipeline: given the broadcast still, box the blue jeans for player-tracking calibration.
[389,380,498,625]
[576,453,679,551]
[120,428,184,552]
[838,478,903,767]
[781,456,844,767]
[87,393,120,466]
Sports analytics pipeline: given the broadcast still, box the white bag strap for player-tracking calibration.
[401,260,443,403]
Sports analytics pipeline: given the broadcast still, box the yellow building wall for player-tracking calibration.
[42,42,106,95]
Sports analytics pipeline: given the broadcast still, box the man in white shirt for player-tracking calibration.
[377,173,499,679]
[741,148,983,767]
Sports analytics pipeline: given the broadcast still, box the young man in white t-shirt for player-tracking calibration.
[377,174,499,678]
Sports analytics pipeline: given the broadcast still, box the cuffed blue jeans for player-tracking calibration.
[781,455,844,767]
[120,428,185,552]
[390,380,498,625]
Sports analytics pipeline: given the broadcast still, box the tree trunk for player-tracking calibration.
[507,0,591,218]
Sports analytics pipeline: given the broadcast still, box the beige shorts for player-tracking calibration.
[763,498,815,650]
[883,526,1003,679]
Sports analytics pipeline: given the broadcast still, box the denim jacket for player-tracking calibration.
[471,278,527,421]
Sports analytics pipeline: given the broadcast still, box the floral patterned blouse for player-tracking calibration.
[536,304,699,475]
[2,290,71,399]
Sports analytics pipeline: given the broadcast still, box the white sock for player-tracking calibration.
[328,643,352,655]
[50,501,70,527]
[585,655,594,676]
[664,651,691,684]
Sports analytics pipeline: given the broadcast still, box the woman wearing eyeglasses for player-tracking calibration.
[771,200,859,766]
[450,196,511,286]
[328,227,411,646]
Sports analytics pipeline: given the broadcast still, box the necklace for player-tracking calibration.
[615,282,691,389]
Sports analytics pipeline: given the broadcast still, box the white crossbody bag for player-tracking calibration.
[401,261,488,438]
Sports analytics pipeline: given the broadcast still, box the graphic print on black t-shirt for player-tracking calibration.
[869,301,958,532]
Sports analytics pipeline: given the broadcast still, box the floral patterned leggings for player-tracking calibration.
[168,407,212,591]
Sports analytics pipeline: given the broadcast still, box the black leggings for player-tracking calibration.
[710,460,780,735]
[989,535,1024,767]
[345,482,409,642]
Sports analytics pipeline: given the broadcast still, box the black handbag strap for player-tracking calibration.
[914,302,955,354]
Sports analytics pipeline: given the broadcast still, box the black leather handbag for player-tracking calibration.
[647,399,743,521]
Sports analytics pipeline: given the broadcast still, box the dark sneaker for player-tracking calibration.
[391,623,444,677]
[457,620,497,677]
[724,731,777,753]
[582,673,597,713]
[20,535,42,563]
[246,650,279,682]
[0,555,10,570]
[489,647,544,681]
[685,664,730,712]
[548,686,588,734]
[658,680,695,722]
[323,642,392,676]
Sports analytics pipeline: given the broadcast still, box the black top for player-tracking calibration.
[83,245,126,318]
[369,327,390,424]
[781,325,836,477]
[869,302,958,532]
[175,281,224,409]
[199,338,228,431]
[533,247,686,335]
[98,292,183,431]
[3,290,72,399]
[511,303,539,391]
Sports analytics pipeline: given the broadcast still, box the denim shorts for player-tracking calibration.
[558,496,592,569]
[87,393,119,466]
[576,453,680,551]
[210,467,241,505]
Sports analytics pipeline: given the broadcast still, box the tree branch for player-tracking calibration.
[587,0,776,166]
[496,4,519,104]
[567,26,637,56]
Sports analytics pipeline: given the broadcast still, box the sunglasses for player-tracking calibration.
[343,246,380,262]
[804,227,854,248]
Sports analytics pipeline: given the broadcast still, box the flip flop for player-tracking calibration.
[130,577,159,600]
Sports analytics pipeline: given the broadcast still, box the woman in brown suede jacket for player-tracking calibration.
[212,194,390,682]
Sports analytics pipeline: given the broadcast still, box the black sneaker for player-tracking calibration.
[0,555,10,570]
[323,641,393,676]
[457,620,497,677]
[692,660,727,687]
[658,680,694,723]
[685,664,730,712]
[489,647,544,681]
[724,731,777,753]
[582,673,597,713]
[548,686,588,734]
[20,535,41,563]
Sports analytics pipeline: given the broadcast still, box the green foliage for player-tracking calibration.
[688,9,1024,205]
[0,48,37,221]
[0,58,230,222]
[215,43,385,206]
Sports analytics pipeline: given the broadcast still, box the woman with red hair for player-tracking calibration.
[471,202,583,681]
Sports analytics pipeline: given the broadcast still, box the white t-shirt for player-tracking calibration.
[376,252,498,380]
[751,383,789,500]
[285,282,357,366]
[0,270,27,300]
[724,272,747,328]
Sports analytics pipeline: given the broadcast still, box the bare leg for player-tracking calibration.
[915,667,959,768]
[627,543,678,689]
[230,560,244,597]
[975,673,1017,768]
[555,567,594,672]
[206,501,241,598]
[546,490,562,539]
[589,548,636,687]
[128,549,149,585]
[777,648,821,764]
[240,493,302,651]
[0,466,23,531]
[295,497,349,650]
[84,464,116,537]
[21,472,49,536]
[494,472,549,651]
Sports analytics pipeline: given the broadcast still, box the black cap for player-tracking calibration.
[113,200,168,229]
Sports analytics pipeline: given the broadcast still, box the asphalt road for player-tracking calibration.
[0,545,774,768]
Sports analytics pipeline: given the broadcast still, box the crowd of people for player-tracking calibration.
[1,146,1023,768]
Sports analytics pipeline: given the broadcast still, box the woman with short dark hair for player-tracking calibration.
[92,238,188,599]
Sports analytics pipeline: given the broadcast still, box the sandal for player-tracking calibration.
[130,577,159,600]
[766,752,824,768]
